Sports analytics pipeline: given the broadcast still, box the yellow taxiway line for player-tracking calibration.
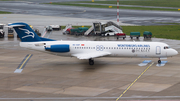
[116,62,154,101]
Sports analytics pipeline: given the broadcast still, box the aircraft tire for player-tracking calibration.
[89,59,94,65]
[158,60,161,64]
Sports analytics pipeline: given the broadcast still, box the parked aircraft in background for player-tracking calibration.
[9,22,178,65]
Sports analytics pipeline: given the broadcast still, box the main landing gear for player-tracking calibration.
[89,58,94,65]
[158,58,161,64]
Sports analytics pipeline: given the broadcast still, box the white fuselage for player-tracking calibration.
[20,41,178,59]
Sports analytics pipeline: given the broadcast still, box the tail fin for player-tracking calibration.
[8,22,55,42]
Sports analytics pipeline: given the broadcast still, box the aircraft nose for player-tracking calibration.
[174,49,178,55]
[171,49,178,56]
[167,49,178,57]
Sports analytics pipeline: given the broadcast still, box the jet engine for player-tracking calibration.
[45,44,70,52]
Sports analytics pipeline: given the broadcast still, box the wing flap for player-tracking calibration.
[72,52,111,59]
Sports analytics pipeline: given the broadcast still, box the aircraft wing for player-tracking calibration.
[72,52,111,59]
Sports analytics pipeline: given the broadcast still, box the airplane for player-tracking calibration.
[8,22,178,65]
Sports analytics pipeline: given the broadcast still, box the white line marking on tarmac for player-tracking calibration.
[138,60,152,66]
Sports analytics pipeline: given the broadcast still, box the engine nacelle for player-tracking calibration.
[45,44,70,52]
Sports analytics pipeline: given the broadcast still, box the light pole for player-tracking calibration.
[117,0,119,25]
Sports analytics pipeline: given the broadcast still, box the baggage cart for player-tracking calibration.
[8,27,14,38]
[70,27,88,36]
[130,32,140,39]
[116,33,126,39]
[143,31,152,39]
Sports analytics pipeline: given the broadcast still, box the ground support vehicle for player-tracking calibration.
[70,28,79,35]
[70,27,88,36]
[102,31,113,36]
[34,29,41,36]
[84,21,123,36]
[116,33,126,39]
[50,25,61,31]
[8,27,14,38]
[143,31,152,39]
[0,31,4,38]
[130,32,140,39]
[0,24,5,38]
[63,28,74,34]
[46,26,53,32]
[62,24,72,34]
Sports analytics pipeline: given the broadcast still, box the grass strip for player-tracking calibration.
[0,11,11,14]
[123,25,180,40]
[78,0,180,8]
[62,25,180,40]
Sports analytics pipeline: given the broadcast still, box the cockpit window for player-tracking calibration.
[164,46,170,49]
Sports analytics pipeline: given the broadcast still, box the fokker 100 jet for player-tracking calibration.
[9,22,178,65]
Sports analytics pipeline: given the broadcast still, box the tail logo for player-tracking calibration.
[19,28,35,39]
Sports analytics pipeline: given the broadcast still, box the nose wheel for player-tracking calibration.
[89,59,94,65]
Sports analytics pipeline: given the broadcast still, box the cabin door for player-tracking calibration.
[156,46,161,55]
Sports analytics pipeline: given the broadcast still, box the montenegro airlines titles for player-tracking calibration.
[9,22,178,65]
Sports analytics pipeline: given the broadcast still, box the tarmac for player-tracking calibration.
[0,14,180,101]
[1,1,180,26]
[0,14,135,26]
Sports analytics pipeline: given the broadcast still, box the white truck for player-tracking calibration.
[104,25,123,36]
